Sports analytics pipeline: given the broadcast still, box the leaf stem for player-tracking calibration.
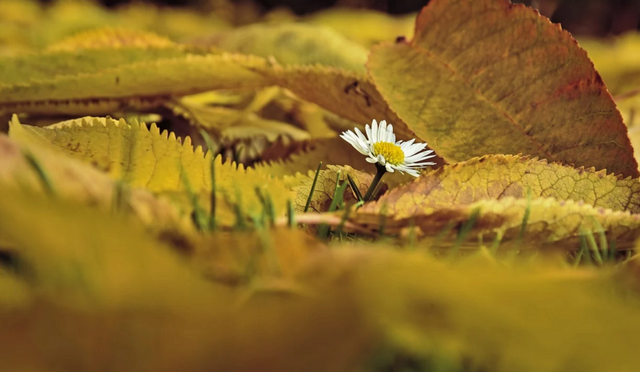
[364,164,386,202]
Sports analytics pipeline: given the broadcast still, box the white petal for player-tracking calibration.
[388,127,396,143]
[406,156,436,166]
[399,138,415,147]
[340,132,370,156]
[371,120,379,144]
[405,153,435,163]
[402,143,427,155]
[378,121,386,141]
[407,162,436,167]
[385,163,395,172]
[404,149,432,161]
[365,124,373,142]
[354,127,368,144]
[366,156,377,164]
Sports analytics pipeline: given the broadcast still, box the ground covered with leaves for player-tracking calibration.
[2,0,640,371]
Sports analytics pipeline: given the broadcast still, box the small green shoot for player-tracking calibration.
[180,165,208,231]
[589,216,609,263]
[583,228,603,265]
[23,150,55,196]
[346,174,364,204]
[234,188,247,230]
[449,207,481,257]
[335,203,353,237]
[517,187,532,247]
[287,199,295,228]
[255,187,276,226]
[407,217,417,250]
[318,175,348,239]
[489,230,504,256]
[574,234,588,266]
[430,221,456,251]
[304,161,323,213]
[378,202,388,237]
[111,180,130,213]
[199,130,218,231]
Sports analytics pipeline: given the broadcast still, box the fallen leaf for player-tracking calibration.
[198,23,368,72]
[368,0,638,177]
[9,116,294,226]
[364,154,640,215]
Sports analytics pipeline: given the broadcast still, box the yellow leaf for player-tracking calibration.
[0,44,270,116]
[2,185,640,371]
[251,64,417,140]
[0,186,214,310]
[367,154,640,215]
[192,227,326,285]
[368,0,638,178]
[306,8,415,48]
[46,27,176,51]
[202,23,368,72]
[332,249,640,372]
[0,188,373,372]
[9,116,293,226]
[116,3,230,42]
[352,196,640,251]
[0,132,192,237]
[166,92,310,164]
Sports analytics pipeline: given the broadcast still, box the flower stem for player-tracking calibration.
[364,164,386,202]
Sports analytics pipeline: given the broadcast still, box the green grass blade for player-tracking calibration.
[346,174,364,203]
[180,165,208,231]
[287,200,295,228]
[23,150,55,196]
[449,207,481,257]
[583,228,603,265]
[304,161,323,213]
[199,130,218,231]
[318,180,348,239]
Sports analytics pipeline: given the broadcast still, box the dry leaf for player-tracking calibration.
[368,0,638,177]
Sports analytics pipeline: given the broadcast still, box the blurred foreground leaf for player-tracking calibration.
[2,189,640,371]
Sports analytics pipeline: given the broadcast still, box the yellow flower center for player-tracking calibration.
[372,142,404,165]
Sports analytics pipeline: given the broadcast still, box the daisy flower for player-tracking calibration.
[340,119,436,200]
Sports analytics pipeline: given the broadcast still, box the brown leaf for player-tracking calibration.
[368,0,638,178]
